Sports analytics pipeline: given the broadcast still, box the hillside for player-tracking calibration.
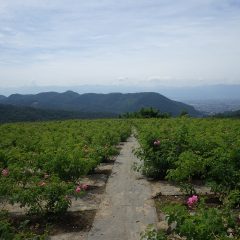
[0,104,117,123]
[0,91,200,117]
[0,95,6,100]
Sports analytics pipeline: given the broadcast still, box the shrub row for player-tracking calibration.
[0,119,131,215]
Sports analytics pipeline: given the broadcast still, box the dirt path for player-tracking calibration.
[87,135,158,240]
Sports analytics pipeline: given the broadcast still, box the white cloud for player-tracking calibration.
[0,0,240,88]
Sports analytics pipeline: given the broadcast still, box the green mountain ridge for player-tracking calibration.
[0,91,201,117]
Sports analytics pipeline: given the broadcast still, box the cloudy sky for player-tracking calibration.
[0,0,240,89]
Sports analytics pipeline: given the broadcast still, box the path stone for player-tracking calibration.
[50,232,88,240]
[88,136,158,240]
[151,181,212,198]
[69,194,101,212]
[94,164,113,175]
[81,174,108,189]
[0,203,26,215]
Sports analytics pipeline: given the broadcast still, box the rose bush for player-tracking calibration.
[0,119,131,217]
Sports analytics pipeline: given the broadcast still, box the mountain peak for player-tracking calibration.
[63,90,79,95]
[0,95,6,100]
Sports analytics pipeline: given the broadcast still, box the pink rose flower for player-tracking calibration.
[75,186,81,193]
[187,195,198,207]
[191,195,198,202]
[2,169,9,177]
[153,140,160,146]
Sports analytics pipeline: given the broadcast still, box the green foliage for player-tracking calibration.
[135,118,240,239]
[134,118,240,194]
[134,121,176,178]
[0,218,14,240]
[224,189,240,208]
[215,110,240,118]
[180,183,197,196]
[0,104,117,123]
[179,110,189,117]
[121,107,171,119]
[0,119,131,216]
[0,211,48,240]
[140,225,167,240]
[162,202,240,240]
[0,119,132,238]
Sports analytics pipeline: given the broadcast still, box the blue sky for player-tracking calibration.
[0,0,240,89]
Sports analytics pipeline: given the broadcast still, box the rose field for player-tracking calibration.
[135,118,240,240]
[0,119,131,239]
[0,118,240,239]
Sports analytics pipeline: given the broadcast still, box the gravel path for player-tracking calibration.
[87,135,158,240]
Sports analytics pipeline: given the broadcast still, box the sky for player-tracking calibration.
[0,0,240,90]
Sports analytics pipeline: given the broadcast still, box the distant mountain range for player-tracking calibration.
[0,92,200,121]
[1,84,240,101]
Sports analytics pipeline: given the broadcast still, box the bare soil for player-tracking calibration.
[9,210,96,235]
